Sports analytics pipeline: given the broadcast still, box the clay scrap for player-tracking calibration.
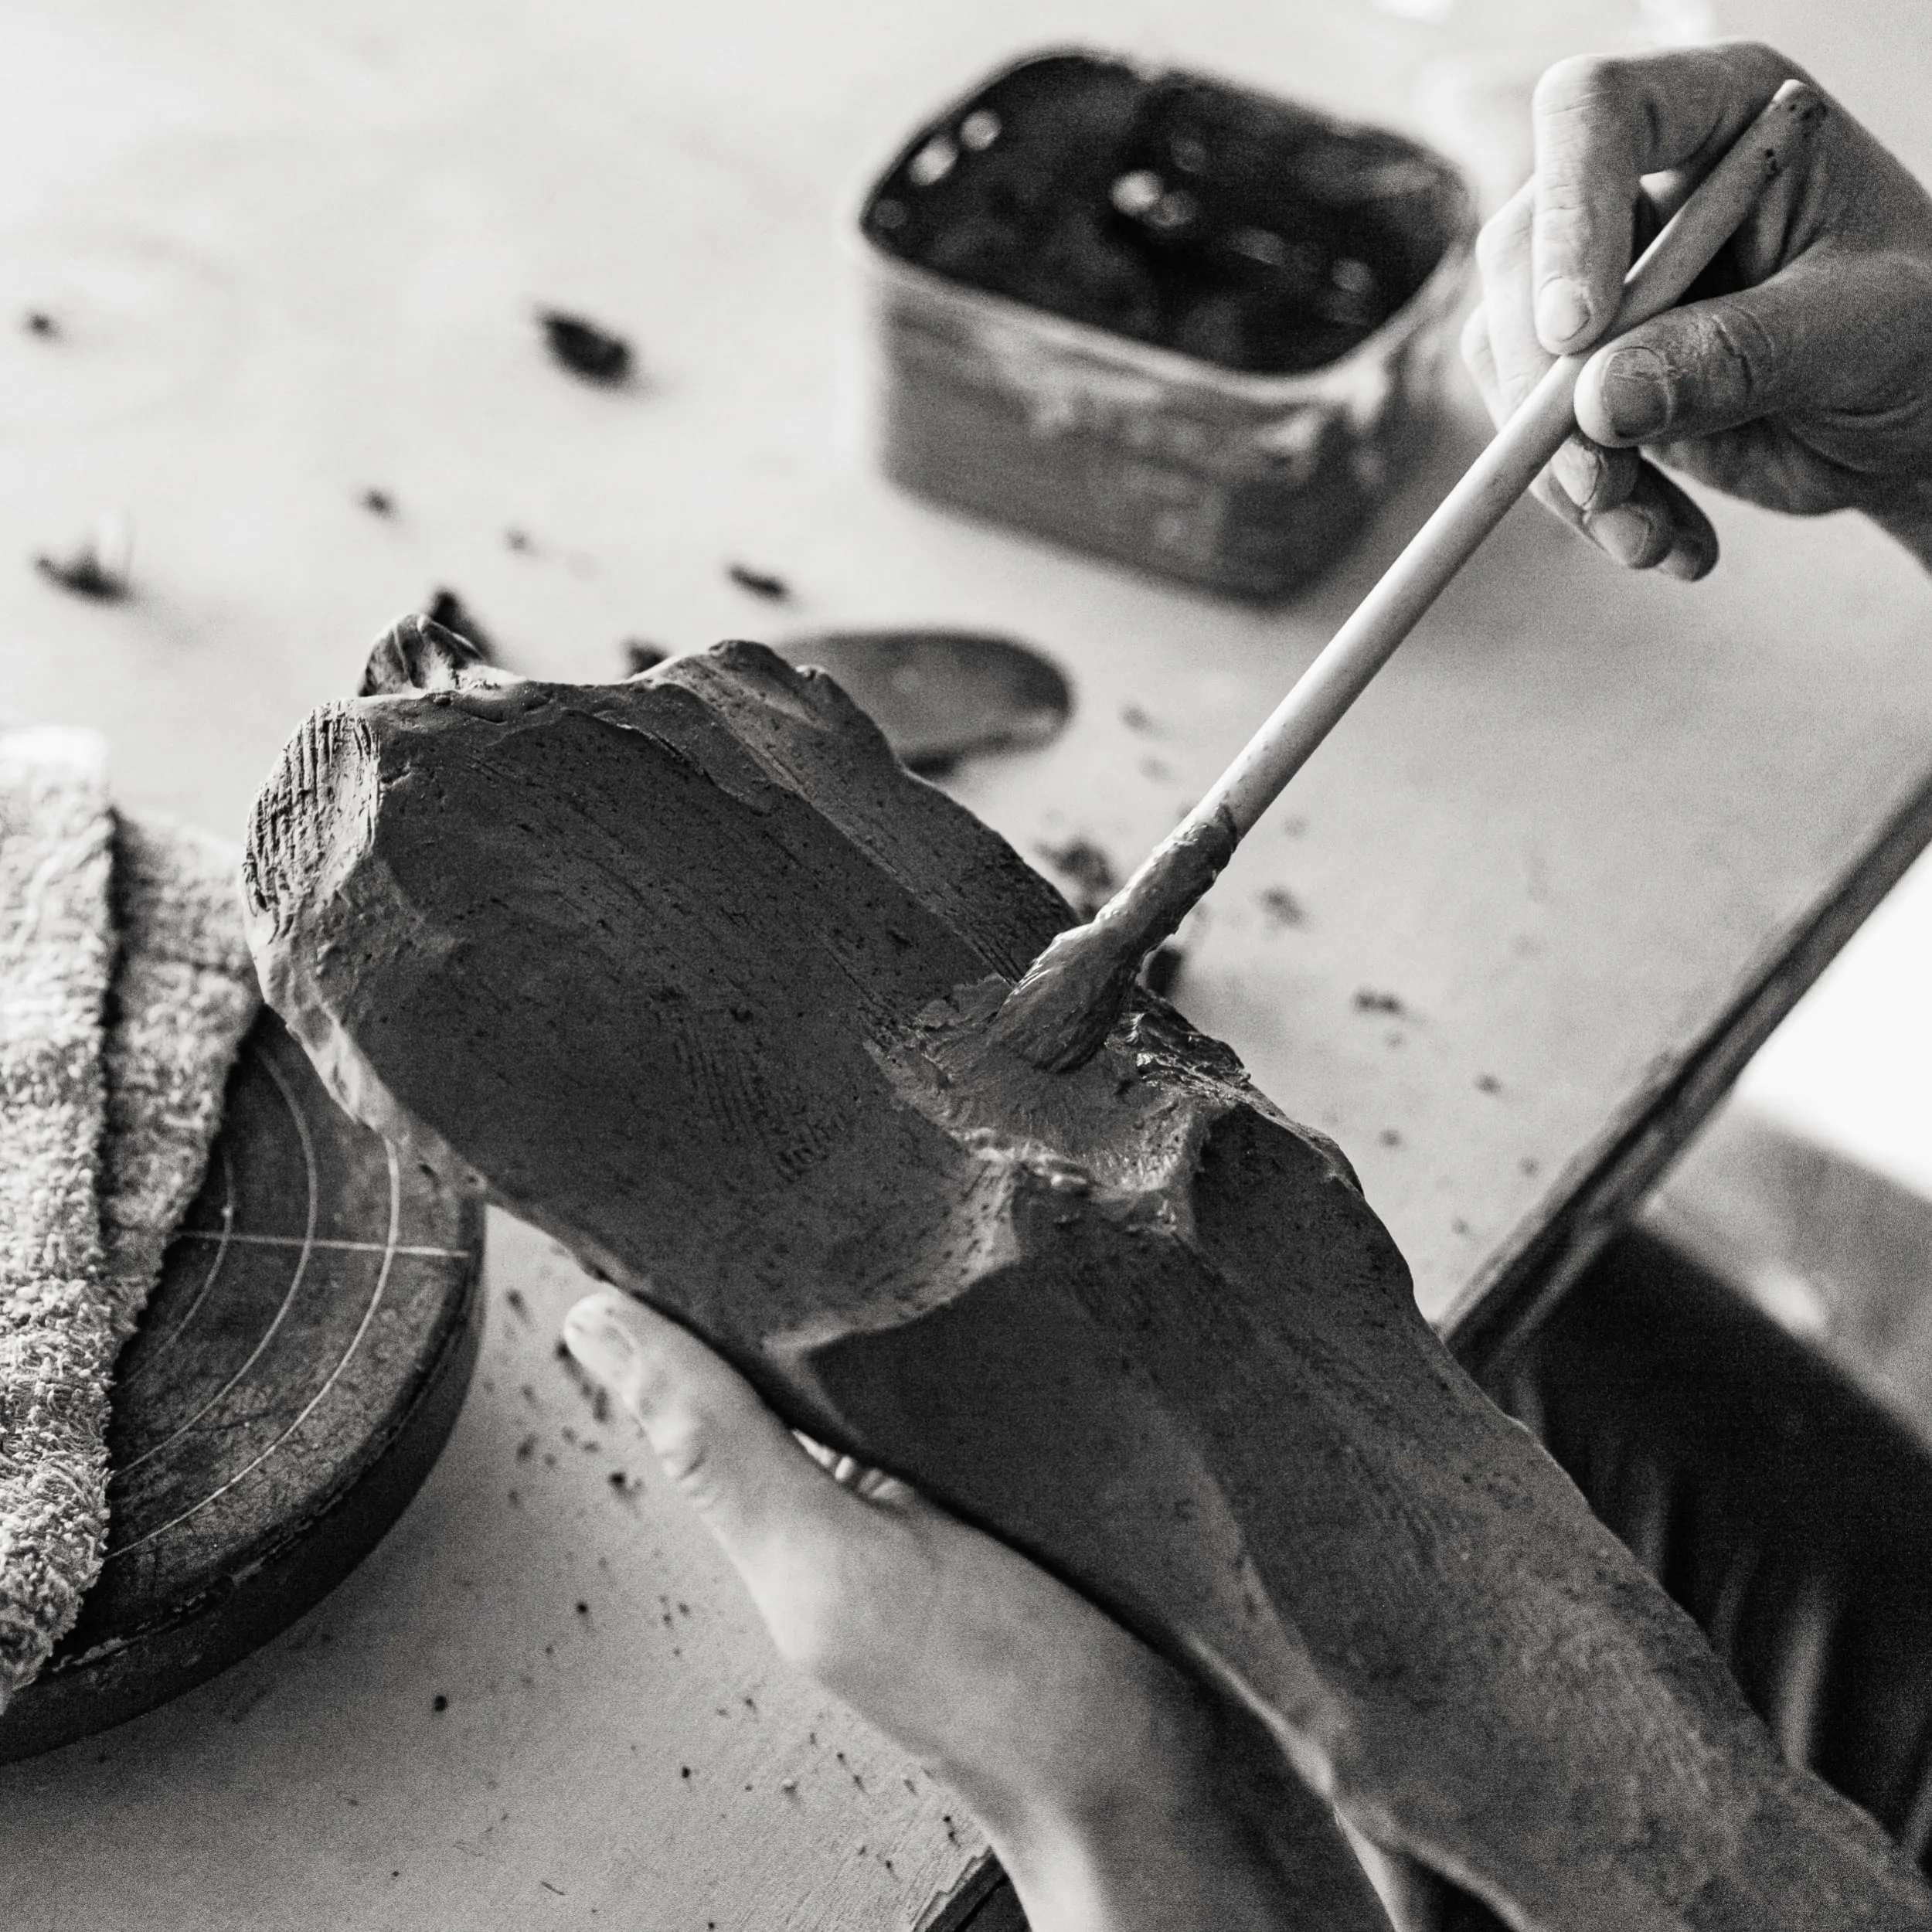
[778,630,1071,774]
[244,641,1930,1930]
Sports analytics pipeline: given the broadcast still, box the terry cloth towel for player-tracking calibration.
[98,815,258,1351]
[0,727,115,1709]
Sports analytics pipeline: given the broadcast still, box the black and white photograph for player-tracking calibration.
[3,2,1930,1927]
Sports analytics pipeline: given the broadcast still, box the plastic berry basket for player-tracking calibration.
[855,50,1477,600]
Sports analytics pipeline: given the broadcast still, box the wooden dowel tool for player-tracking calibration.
[990,77,1826,1073]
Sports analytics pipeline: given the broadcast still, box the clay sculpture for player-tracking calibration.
[243,629,1930,1930]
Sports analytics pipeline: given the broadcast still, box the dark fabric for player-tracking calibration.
[1479,1225,1932,1869]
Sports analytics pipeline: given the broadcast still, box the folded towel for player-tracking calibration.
[98,816,258,1350]
[0,727,115,1709]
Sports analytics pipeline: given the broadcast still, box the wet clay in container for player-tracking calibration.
[857,51,1475,597]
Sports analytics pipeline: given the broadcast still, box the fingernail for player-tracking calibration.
[1589,504,1662,569]
[1597,348,1672,440]
[1550,440,1603,512]
[1536,277,1592,349]
[563,1296,641,1399]
[1658,532,1715,583]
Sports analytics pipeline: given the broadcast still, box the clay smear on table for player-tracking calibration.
[243,638,1930,1932]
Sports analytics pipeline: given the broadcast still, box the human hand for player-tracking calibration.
[1461,42,1932,576]
[561,1288,1395,1932]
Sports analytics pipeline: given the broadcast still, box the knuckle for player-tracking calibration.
[1729,42,1806,90]
[1691,304,1783,413]
[1533,53,1630,128]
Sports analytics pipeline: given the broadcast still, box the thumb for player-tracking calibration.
[563,1289,848,1576]
[1575,258,1846,447]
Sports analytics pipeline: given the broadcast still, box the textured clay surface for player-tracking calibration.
[243,644,1930,1930]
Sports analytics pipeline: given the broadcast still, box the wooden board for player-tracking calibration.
[0,1009,482,1763]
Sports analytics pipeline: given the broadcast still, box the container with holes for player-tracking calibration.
[855,50,1477,600]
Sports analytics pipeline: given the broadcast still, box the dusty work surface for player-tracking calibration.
[2,0,1931,1927]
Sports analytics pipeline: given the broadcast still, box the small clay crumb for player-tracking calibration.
[1452,1217,1471,1236]
[34,521,131,601]
[556,1341,614,1423]
[624,640,668,675]
[35,552,126,601]
[515,1434,537,1462]
[1139,755,1171,782]
[1520,1156,1540,1177]
[505,527,533,553]
[1475,1073,1502,1094]
[427,587,498,662]
[505,1287,530,1321]
[433,1694,449,1713]
[538,308,634,385]
[22,311,57,338]
[1379,1128,1402,1148]
[727,561,791,602]
[1260,886,1304,928]
[1141,944,1185,998]
[1121,704,1155,732]
[575,1600,590,1617]
[1353,988,1403,1015]
[359,488,395,517]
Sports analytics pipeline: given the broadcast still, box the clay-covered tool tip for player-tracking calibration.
[989,810,1236,1072]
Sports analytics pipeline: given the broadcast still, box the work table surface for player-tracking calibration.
[4,1,1930,1927]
